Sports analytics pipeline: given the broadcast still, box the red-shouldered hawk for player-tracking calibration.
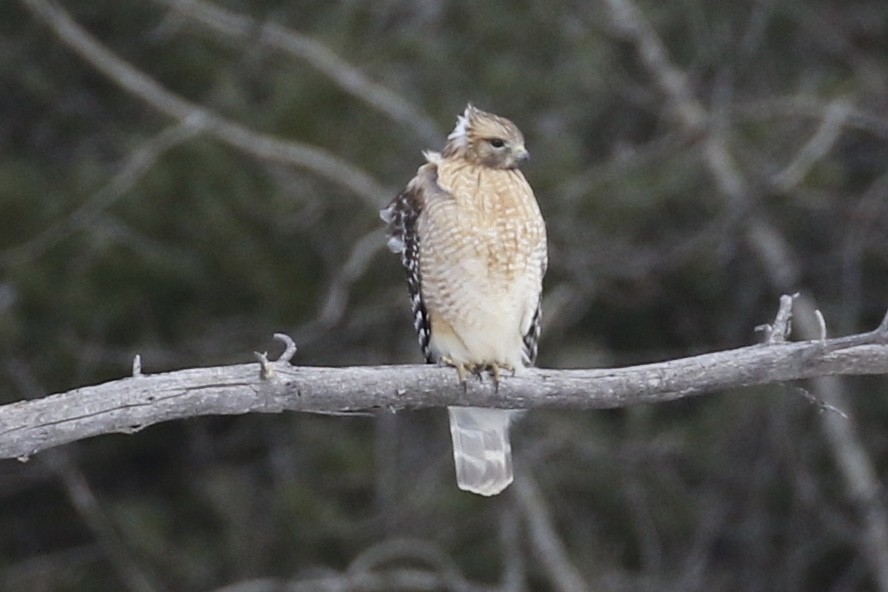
[381,105,547,496]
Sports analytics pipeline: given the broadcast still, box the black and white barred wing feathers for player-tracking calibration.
[380,160,445,363]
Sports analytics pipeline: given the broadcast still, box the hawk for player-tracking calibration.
[381,104,547,496]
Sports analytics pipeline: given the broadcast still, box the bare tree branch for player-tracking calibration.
[20,0,391,209]
[1,306,887,461]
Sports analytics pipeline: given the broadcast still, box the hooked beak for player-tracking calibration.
[513,146,530,165]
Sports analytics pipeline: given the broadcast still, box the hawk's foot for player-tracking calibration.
[440,355,471,387]
[485,363,515,391]
[439,358,516,391]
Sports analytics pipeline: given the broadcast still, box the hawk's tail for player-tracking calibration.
[447,407,513,496]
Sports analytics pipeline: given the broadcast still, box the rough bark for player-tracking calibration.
[2,309,886,461]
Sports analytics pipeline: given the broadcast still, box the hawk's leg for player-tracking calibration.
[483,363,516,391]
[438,358,517,391]
[439,355,474,386]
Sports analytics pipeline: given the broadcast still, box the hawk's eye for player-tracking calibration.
[488,138,505,149]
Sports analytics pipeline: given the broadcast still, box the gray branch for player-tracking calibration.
[2,309,887,461]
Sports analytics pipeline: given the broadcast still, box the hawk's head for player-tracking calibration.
[442,104,529,169]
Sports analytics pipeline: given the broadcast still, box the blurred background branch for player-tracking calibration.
[153,0,442,145]
[21,0,391,208]
[1,121,201,267]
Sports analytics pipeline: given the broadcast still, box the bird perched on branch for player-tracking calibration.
[381,104,548,496]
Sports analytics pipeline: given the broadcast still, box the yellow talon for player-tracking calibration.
[487,363,514,390]
[439,358,516,391]
[440,355,469,384]
[489,363,502,386]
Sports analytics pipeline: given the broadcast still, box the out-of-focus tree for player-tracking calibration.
[2,0,888,590]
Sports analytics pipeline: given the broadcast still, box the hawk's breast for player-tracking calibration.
[418,159,547,367]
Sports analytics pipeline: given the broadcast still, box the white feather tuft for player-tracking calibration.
[423,150,442,164]
[446,105,474,147]
[386,235,405,253]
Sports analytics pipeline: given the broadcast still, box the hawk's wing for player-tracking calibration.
[521,296,542,366]
[380,161,446,363]
[521,224,548,367]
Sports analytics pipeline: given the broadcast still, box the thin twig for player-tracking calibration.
[253,351,273,379]
[765,293,798,344]
[793,386,848,419]
[815,310,828,342]
[272,334,298,364]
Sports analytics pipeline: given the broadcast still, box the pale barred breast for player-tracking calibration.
[418,158,547,358]
[430,160,546,284]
